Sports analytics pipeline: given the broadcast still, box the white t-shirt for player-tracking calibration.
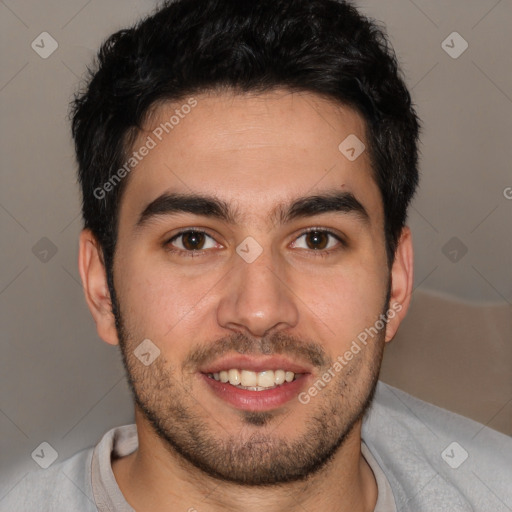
[2,381,511,511]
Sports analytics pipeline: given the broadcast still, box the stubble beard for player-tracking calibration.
[111,288,387,486]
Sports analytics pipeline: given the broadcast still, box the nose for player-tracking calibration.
[216,244,299,338]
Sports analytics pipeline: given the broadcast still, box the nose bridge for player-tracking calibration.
[216,238,299,337]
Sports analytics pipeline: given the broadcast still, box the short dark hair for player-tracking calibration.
[71,0,420,286]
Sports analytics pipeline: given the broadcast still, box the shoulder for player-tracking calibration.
[362,381,512,511]
[0,447,97,512]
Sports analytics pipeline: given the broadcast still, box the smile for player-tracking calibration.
[206,368,300,390]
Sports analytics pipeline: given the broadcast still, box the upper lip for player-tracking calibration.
[199,354,313,375]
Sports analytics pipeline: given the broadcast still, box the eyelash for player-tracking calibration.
[163,227,346,258]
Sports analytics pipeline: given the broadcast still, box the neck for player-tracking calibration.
[112,411,378,512]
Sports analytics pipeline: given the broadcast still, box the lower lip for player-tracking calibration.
[200,373,310,411]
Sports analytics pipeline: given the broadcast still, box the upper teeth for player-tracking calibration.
[208,369,296,389]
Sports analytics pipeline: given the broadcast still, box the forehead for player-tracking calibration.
[118,89,382,229]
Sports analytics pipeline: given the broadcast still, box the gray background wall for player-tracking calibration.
[1,0,511,502]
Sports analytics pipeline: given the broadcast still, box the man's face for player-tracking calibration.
[111,90,391,484]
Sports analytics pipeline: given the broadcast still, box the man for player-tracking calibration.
[3,0,510,511]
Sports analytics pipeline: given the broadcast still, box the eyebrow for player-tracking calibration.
[135,190,370,230]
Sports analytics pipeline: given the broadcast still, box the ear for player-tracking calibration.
[78,229,119,346]
[384,226,414,342]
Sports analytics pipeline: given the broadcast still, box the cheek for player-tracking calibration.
[115,233,388,353]
[296,259,386,342]
[115,254,222,340]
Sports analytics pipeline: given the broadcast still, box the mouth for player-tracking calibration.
[206,368,301,390]
[199,356,313,411]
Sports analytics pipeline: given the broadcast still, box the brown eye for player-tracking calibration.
[181,231,206,250]
[166,230,218,253]
[305,230,329,250]
[291,229,344,254]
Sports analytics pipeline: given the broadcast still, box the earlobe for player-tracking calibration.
[78,229,119,346]
[385,226,414,342]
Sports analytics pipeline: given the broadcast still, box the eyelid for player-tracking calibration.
[290,227,346,251]
[164,228,222,255]
[163,227,347,256]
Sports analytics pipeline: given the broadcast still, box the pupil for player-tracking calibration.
[307,231,327,250]
[183,231,204,250]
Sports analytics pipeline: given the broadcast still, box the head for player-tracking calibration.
[75,0,418,486]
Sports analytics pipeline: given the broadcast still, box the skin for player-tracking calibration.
[79,89,414,512]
